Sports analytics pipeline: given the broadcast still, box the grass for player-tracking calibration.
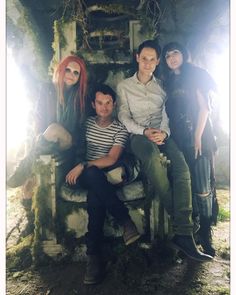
[218,207,230,222]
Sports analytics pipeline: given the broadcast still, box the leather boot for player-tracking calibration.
[193,215,200,234]
[84,255,105,285]
[170,234,213,262]
[35,134,60,155]
[7,135,60,189]
[123,219,140,246]
[198,216,216,257]
[7,152,34,188]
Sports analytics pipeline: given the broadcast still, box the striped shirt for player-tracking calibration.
[85,116,129,161]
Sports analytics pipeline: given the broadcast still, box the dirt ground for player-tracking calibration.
[6,189,230,295]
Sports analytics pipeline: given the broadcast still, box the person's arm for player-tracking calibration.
[66,145,124,185]
[194,88,209,158]
[65,163,84,185]
[66,120,128,185]
[160,105,170,138]
[117,83,146,135]
[86,122,128,169]
[87,145,124,169]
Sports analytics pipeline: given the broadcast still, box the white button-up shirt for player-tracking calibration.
[117,73,170,136]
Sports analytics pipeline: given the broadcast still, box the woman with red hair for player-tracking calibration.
[8,55,88,188]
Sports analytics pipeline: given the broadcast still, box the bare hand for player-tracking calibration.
[144,128,167,145]
[65,164,84,185]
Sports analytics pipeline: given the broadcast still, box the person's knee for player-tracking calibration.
[83,166,105,182]
[171,158,191,181]
[43,123,72,150]
[130,136,160,162]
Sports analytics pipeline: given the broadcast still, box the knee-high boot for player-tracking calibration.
[196,193,216,257]
[198,215,215,257]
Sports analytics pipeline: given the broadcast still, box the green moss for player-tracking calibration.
[6,159,55,269]
[52,20,68,52]
[31,161,53,263]
[6,158,54,269]
[206,286,230,295]
[6,235,33,271]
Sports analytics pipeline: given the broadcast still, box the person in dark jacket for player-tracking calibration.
[162,42,218,256]
[7,55,88,188]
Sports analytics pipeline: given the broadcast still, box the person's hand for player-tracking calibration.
[65,164,84,185]
[144,128,167,145]
[194,135,202,159]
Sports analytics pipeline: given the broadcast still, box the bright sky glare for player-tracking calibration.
[7,48,31,152]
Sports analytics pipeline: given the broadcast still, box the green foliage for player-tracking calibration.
[218,207,230,222]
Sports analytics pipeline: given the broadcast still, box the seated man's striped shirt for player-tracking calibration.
[85,116,129,161]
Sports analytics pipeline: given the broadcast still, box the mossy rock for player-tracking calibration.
[6,235,33,271]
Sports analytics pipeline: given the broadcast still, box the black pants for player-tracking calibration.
[77,166,130,255]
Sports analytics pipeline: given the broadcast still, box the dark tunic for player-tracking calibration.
[164,63,217,156]
[57,84,83,144]
[36,82,84,144]
[34,82,87,164]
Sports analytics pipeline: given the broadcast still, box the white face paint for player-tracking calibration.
[63,61,81,87]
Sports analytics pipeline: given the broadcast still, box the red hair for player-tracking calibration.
[53,55,88,116]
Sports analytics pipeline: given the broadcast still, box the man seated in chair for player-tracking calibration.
[65,84,140,285]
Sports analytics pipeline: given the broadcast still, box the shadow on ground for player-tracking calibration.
[6,190,230,295]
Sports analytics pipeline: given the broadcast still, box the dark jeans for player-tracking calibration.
[130,135,193,235]
[76,166,130,255]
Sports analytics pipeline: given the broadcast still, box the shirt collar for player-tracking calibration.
[132,72,156,85]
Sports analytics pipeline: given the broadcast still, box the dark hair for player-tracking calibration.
[137,40,161,58]
[162,42,189,63]
[92,84,116,103]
